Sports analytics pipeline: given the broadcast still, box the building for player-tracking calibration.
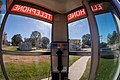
[69,39,81,51]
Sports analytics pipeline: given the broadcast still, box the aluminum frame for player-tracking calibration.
[0,12,9,80]
[0,1,54,80]
[82,0,100,80]
[0,0,119,80]
[110,0,120,80]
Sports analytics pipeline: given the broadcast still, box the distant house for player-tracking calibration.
[69,39,81,51]
[19,42,32,51]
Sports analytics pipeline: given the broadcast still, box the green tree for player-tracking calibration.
[11,34,23,46]
[107,31,118,45]
[112,31,117,43]
[107,33,112,44]
[30,31,41,47]
[100,42,107,48]
[41,37,50,48]
[82,34,91,47]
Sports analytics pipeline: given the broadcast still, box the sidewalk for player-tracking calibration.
[42,56,90,80]
[69,56,90,80]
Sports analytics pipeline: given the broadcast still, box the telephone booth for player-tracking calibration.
[0,0,120,80]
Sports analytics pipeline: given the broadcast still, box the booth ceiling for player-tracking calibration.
[8,0,83,13]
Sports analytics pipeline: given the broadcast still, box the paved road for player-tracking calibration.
[42,56,90,80]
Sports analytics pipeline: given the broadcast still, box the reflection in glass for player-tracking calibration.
[3,55,51,80]
[2,14,52,52]
[68,18,91,52]
[96,12,119,80]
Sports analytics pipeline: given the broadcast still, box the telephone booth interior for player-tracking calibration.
[0,0,120,80]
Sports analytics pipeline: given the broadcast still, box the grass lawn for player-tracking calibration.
[69,56,81,66]
[80,58,117,80]
[2,46,18,51]
[0,61,50,80]
[0,69,5,80]
[30,49,49,52]
[2,45,49,52]
[96,58,117,80]
[0,56,80,80]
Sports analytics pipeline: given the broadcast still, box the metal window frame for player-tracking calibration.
[0,11,9,80]
[82,0,120,80]
[0,1,54,80]
[110,0,120,80]
[111,0,120,17]
[0,0,120,80]
[0,0,54,55]
[82,0,100,80]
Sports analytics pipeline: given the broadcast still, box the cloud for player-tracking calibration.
[10,15,52,39]
[29,20,52,39]
[4,14,52,42]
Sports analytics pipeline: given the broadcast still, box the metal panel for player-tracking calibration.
[52,14,68,42]
[51,14,69,80]
[110,0,120,80]
[0,12,9,80]
[82,0,100,80]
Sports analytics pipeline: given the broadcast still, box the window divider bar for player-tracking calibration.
[82,0,100,80]
[0,12,9,80]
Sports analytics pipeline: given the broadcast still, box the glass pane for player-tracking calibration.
[68,18,91,80]
[95,12,119,80]
[3,55,51,80]
[68,18,91,52]
[2,14,52,52]
[0,0,6,25]
[0,0,6,79]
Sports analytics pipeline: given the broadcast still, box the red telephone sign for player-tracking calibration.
[67,3,104,22]
[11,4,53,21]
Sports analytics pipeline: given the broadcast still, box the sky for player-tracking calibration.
[0,0,120,43]
[68,18,90,40]
[1,0,6,14]
[4,14,52,42]
[68,12,118,42]
[95,12,117,42]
